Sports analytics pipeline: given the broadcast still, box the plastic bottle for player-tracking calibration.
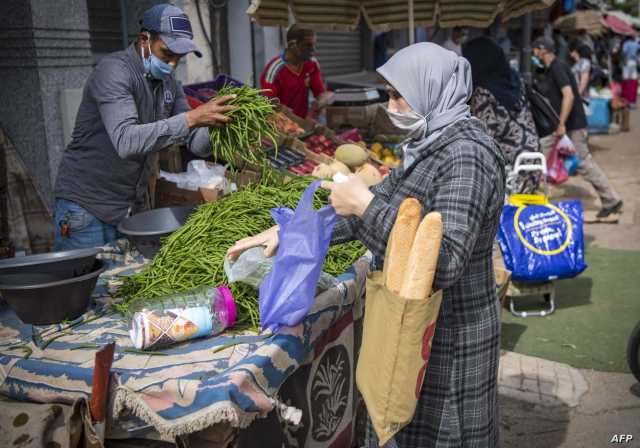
[129,285,236,350]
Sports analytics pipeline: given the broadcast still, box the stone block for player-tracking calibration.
[522,378,540,395]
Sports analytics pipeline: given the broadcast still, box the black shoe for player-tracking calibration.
[596,200,623,219]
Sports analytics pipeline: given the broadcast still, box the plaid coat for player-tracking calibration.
[333,118,506,447]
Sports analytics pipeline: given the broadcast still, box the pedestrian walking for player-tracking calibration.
[532,36,623,220]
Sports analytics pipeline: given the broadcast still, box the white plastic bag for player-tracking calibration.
[187,160,228,190]
[556,135,576,156]
[159,162,229,193]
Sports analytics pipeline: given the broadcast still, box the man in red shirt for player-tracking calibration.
[260,25,333,119]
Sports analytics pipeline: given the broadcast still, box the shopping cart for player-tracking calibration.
[503,152,556,318]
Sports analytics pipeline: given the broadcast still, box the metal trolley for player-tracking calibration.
[503,152,556,318]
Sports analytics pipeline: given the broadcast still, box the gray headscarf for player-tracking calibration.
[377,42,473,170]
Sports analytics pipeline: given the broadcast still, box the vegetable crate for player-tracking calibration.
[301,125,348,159]
[183,74,243,103]
[276,105,317,138]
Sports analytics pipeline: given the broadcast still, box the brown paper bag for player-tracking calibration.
[356,272,443,445]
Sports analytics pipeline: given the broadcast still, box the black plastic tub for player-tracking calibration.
[0,260,106,325]
[0,248,102,278]
[117,206,195,259]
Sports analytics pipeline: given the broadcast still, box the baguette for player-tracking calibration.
[383,198,422,294]
[400,212,443,300]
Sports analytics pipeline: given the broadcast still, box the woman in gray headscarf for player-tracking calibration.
[228,43,506,447]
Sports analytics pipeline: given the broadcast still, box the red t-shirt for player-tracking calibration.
[260,54,326,118]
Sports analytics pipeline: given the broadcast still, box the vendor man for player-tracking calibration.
[54,4,235,251]
[260,25,333,119]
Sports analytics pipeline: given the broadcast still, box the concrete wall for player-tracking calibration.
[0,0,93,204]
[176,0,215,84]
[228,0,254,84]
[227,0,283,86]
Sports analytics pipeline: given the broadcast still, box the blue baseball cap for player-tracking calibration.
[141,4,202,58]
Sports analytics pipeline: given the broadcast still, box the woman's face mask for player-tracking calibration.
[141,34,174,80]
[385,108,425,139]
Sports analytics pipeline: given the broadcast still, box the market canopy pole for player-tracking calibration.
[409,0,415,44]
[120,0,128,49]
[521,12,533,85]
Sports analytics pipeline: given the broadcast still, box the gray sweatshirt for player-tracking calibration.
[54,44,210,225]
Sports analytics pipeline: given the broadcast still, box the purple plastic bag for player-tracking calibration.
[259,181,337,332]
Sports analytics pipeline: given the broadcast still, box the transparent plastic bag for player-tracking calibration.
[187,160,228,190]
[224,247,273,289]
[159,161,229,192]
[224,246,339,291]
[556,135,576,156]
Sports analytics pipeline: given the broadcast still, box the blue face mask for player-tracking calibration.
[142,39,174,80]
[532,55,544,68]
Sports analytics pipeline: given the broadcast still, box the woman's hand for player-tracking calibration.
[227,225,279,261]
[321,174,375,217]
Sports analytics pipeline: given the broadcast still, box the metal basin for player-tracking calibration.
[0,248,102,278]
[0,260,106,325]
[117,206,195,259]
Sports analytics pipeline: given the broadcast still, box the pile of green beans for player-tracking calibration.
[209,84,279,168]
[115,177,366,331]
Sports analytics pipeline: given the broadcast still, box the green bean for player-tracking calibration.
[114,173,366,331]
[124,348,168,356]
[209,85,279,169]
[71,344,100,351]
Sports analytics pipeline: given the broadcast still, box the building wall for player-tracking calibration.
[0,0,93,204]
[228,0,255,85]
[176,0,216,84]
[1,0,223,208]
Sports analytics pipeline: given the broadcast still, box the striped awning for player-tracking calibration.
[247,0,556,30]
[553,10,604,36]
[437,0,502,28]
[246,0,289,27]
[608,10,640,29]
[502,0,555,22]
[361,0,437,31]
[602,14,636,37]
[289,0,361,31]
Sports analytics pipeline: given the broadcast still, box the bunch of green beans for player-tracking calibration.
[114,177,366,331]
[209,84,279,168]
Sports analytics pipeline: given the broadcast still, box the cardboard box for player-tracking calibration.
[228,169,262,189]
[155,179,224,207]
[326,103,381,132]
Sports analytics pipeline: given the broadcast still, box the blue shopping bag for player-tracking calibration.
[563,153,580,176]
[497,195,587,283]
[259,181,337,332]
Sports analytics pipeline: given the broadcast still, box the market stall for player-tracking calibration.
[247,0,554,134]
[553,10,604,36]
[0,79,383,446]
[0,252,368,446]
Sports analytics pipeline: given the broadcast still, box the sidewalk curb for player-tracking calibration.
[498,351,589,408]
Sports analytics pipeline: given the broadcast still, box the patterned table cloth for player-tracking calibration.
[0,247,368,442]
